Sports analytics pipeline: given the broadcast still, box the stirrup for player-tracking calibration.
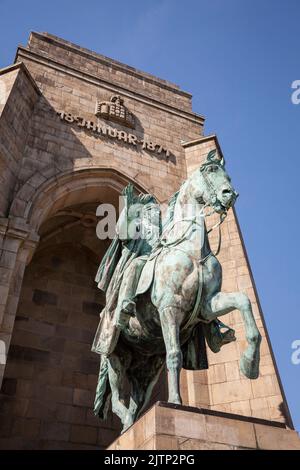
[218,320,236,345]
[204,320,236,353]
[121,299,136,316]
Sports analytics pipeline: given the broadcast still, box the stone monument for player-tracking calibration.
[0,32,298,449]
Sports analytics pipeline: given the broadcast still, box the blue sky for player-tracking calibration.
[0,0,299,432]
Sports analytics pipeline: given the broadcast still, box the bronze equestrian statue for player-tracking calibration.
[92,150,261,432]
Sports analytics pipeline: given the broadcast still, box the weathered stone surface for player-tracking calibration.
[0,244,122,449]
[32,289,57,306]
[254,423,300,450]
[108,403,300,450]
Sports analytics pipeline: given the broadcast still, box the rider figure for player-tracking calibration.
[116,195,161,329]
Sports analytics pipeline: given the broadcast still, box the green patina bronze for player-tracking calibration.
[92,150,261,432]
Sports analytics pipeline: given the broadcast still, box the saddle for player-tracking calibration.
[135,247,162,296]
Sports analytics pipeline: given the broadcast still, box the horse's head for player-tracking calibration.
[191,150,238,214]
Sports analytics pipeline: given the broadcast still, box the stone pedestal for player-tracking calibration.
[108,402,300,450]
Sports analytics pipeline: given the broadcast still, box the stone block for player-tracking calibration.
[0,415,14,438]
[154,435,179,450]
[211,379,253,405]
[254,423,300,450]
[12,417,40,438]
[32,289,57,306]
[82,301,102,316]
[230,400,251,416]
[9,345,50,364]
[1,377,17,396]
[137,436,155,450]
[173,409,206,441]
[205,414,256,448]
[73,388,94,407]
[40,421,70,441]
[70,424,97,445]
[251,375,278,399]
[107,402,300,450]
[210,364,226,384]
[225,361,240,381]
[179,438,232,450]
[55,404,86,425]
[98,428,119,448]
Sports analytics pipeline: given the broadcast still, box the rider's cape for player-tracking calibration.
[95,237,121,293]
[92,235,145,357]
[92,185,162,357]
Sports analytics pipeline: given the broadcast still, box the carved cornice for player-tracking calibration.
[15,47,205,126]
[29,31,190,98]
[181,134,224,160]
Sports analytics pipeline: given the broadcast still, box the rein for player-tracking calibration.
[200,211,227,263]
[159,207,227,265]
[158,160,229,264]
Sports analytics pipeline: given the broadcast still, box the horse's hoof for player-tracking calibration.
[121,421,134,434]
[168,397,182,406]
[240,354,259,379]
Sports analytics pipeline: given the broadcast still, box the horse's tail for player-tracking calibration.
[94,356,111,420]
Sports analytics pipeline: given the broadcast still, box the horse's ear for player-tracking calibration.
[206,150,225,166]
[206,150,218,163]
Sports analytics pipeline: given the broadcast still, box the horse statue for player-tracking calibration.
[91,149,262,432]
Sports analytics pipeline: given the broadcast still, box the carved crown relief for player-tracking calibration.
[95,95,135,129]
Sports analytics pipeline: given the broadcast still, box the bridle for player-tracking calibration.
[198,160,237,261]
[159,161,231,264]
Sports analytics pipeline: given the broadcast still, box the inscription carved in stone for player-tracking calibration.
[57,110,171,159]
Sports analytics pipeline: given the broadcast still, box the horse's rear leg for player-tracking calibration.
[107,353,133,432]
[160,306,184,404]
[202,292,261,379]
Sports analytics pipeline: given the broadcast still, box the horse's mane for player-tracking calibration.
[161,176,195,234]
[162,187,181,231]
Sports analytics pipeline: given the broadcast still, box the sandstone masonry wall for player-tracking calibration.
[182,136,292,426]
[0,65,40,217]
[0,32,294,449]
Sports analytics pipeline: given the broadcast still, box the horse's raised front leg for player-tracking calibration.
[202,292,262,379]
[160,306,184,404]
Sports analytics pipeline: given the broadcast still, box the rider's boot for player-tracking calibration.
[116,259,146,331]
